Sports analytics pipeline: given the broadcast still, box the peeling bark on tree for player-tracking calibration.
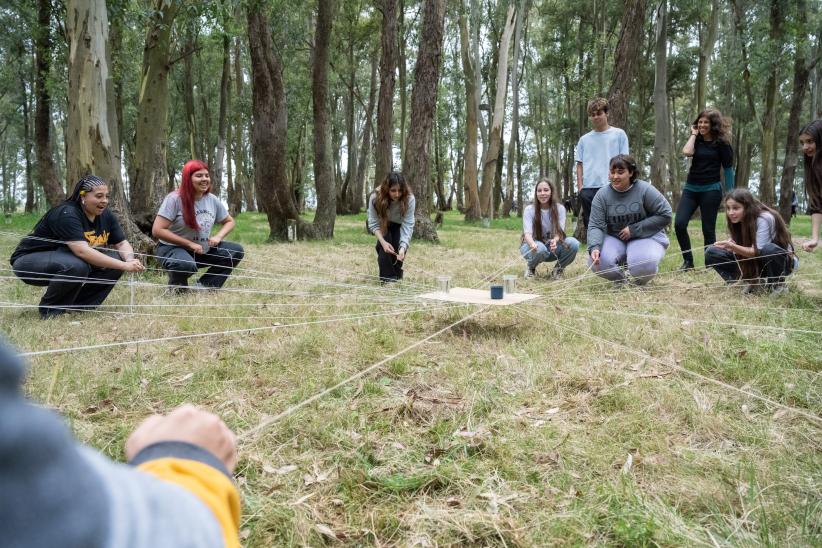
[375,0,398,184]
[34,0,64,206]
[402,0,446,242]
[459,8,481,221]
[607,0,646,129]
[311,0,337,238]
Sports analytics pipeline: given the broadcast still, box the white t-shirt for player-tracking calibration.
[523,203,566,241]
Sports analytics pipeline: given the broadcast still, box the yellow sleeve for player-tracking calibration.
[137,458,241,548]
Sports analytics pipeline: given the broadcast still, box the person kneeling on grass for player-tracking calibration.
[367,171,416,284]
[152,160,244,293]
[587,154,673,287]
[705,189,795,295]
[0,338,241,548]
[520,178,579,279]
[10,175,145,319]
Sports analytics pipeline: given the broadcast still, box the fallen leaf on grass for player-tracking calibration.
[315,524,340,540]
[263,464,298,475]
[303,464,333,485]
[535,451,561,465]
[446,496,462,507]
[240,528,251,540]
[620,453,633,475]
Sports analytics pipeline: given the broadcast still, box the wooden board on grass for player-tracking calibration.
[419,287,540,306]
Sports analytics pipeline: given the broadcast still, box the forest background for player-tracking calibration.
[0,0,821,246]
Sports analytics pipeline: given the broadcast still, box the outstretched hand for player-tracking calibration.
[590,249,600,265]
[803,239,818,252]
[126,404,238,473]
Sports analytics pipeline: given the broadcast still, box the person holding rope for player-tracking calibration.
[587,155,673,287]
[520,178,579,279]
[367,171,415,283]
[675,109,735,271]
[10,175,145,319]
[705,188,795,294]
[799,119,822,252]
[0,339,241,547]
[152,160,244,292]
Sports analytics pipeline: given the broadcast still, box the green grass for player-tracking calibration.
[1,209,820,546]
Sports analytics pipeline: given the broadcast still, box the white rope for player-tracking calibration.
[238,305,490,444]
[515,306,822,427]
[18,303,469,358]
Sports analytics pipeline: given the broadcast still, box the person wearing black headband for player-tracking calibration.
[10,175,144,318]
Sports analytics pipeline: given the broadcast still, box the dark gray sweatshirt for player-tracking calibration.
[586,180,673,253]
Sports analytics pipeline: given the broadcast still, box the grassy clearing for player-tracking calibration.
[1,211,820,546]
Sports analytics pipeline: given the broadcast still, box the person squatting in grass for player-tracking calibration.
[705,189,795,295]
[0,338,241,548]
[799,119,822,252]
[675,109,735,271]
[520,178,579,279]
[152,160,244,292]
[587,154,673,287]
[575,97,630,231]
[10,175,145,319]
[367,171,416,283]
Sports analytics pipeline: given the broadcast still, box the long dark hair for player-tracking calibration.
[178,160,210,230]
[530,178,565,241]
[66,174,107,204]
[373,171,412,234]
[693,109,731,144]
[724,189,793,280]
[800,119,822,213]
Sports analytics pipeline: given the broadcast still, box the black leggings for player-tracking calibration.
[375,222,404,282]
[674,188,723,264]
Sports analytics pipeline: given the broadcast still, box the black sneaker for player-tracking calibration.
[677,260,694,272]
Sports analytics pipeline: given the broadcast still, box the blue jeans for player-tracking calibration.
[520,237,580,270]
[705,242,793,285]
[11,247,124,318]
[156,241,244,288]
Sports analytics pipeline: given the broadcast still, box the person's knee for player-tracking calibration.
[629,261,659,280]
[225,242,244,262]
[164,256,198,274]
[564,237,580,251]
[704,245,722,264]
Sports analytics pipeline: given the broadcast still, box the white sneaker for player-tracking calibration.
[550,265,564,280]
[524,266,535,278]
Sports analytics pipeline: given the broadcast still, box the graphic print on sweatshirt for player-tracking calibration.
[604,200,645,233]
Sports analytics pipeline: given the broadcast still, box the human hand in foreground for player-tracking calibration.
[590,249,600,265]
[803,239,818,252]
[549,238,559,252]
[397,247,406,262]
[188,242,204,254]
[126,404,238,473]
[714,239,735,252]
[207,235,222,247]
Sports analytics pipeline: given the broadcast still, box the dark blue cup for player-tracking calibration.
[490,285,503,299]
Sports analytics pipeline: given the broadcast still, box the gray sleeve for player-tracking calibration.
[755,214,774,249]
[586,191,607,252]
[156,193,178,221]
[522,205,535,236]
[399,195,416,251]
[366,194,380,235]
[557,205,567,235]
[628,184,672,238]
[83,448,225,548]
[212,196,229,223]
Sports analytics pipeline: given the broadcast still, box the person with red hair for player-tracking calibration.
[152,160,244,291]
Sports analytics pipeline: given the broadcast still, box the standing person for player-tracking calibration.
[675,109,735,271]
[705,189,795,294]
[575,97,630,230]
[520,178,579,279]
[10,175,145,318]
[367,172,416,283]
[799,119,822,252]
[0,339,241,548]
[587,155,673,286]
[152,160,244,292]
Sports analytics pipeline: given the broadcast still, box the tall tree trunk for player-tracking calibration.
[213,32,231,198]
[247,6,307,239]
[65,0,149,250]
[34,0,63,206]
[606,0,646,128]
[402,0,446,242]
[458,7,481,220]
[20,56,34,213]
[340,29,357,214]
[650,0,670,194]
[233,35,255,212]
[478,6,516,218]
[696,0,719,113]
[131,0,180,229]
[398,0,407,162]
[375,0,398,184]
[181,24,201,161]
[758,0,784,206]
[778,0,820,223]
[311,0,337,238]
[502,0,525,217]
[353,48,378,214]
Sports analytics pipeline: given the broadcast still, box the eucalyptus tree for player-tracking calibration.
[34,0,63,206]
[375,0,399,184]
